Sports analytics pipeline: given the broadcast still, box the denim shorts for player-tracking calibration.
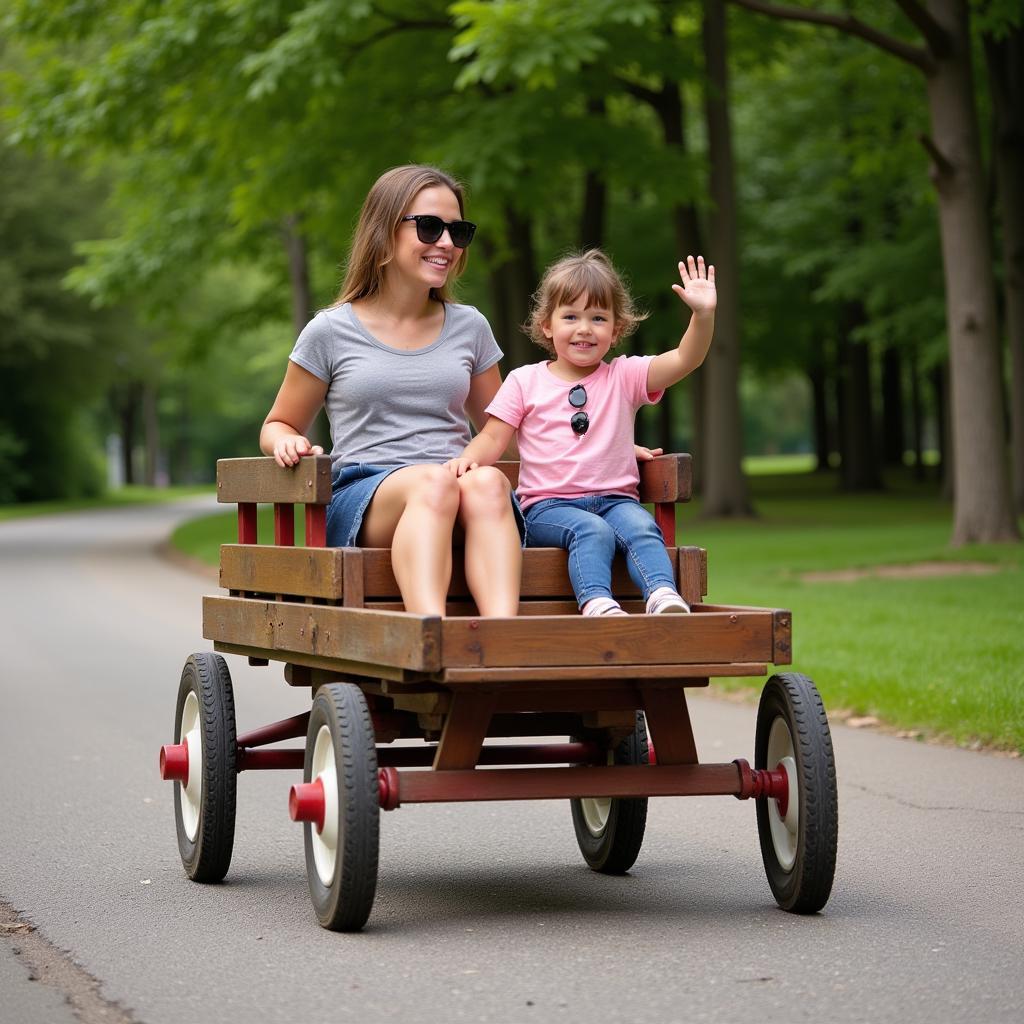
[326,462,526,548]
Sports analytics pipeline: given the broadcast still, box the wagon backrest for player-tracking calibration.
[215,455,707,611]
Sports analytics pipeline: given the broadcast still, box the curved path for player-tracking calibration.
[1,502,1021,1023]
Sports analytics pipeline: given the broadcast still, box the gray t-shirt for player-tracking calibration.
[289,301,502,465]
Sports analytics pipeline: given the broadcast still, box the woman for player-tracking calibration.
[261,165,522,617]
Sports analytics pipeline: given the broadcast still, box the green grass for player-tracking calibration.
[171,468,1024,752]
[0,485,214,521]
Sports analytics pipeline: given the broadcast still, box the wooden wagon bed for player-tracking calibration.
[202,454,791,776]
[161,453,836,931]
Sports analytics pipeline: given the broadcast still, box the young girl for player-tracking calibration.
[446,249,715,616]
[261,165,522,617]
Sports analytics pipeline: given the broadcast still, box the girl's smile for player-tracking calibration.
[543,295,619,379]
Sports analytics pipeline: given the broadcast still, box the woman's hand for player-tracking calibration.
[672,255,716,317]
[272,435,324,468]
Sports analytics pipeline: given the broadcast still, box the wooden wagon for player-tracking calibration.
[159,454,838,930]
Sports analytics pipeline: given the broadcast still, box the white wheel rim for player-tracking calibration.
[179,691,203,842]
[766,717,799,871]
[579,797,612,835]
[309,726,340,887]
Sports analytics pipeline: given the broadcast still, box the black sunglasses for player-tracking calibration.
[401,214,477,249]
[568,384,589,436]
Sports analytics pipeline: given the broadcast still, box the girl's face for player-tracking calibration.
[543,294,620,375]
[391,185,462,292]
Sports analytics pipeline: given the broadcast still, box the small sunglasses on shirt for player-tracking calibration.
[568,383,589,436]
[401,214,477,249]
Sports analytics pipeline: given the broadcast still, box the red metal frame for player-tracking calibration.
[654,502,676,546]
[237,503,258,544]
[274,503,295,546]
[305,505,327,548]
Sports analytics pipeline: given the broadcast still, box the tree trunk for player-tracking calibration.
[836,305,882,491]
[932,363,952,498]
[881,345,904,466]
[579,99,607,250]
[909,347,925,481]
[282,214,313,337]
[116,386,138,486]
[142,382,159,487]
[701,0,752,515]
[984,26,1024,514]
[725,0,1017,540]
[924,0,1017,541]
[808,359,831,472]
[485,208,537,370]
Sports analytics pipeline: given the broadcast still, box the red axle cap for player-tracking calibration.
[289,779,326,833]
[159,742,189,783]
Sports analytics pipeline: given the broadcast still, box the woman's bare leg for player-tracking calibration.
[359,465,460,615]
[457,467,522,617]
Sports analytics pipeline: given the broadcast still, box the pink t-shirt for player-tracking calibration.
[486,355,663,509]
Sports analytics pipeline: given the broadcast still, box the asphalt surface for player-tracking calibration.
[1,500,1022,1024]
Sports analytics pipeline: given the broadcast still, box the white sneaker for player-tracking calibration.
[646,587,690,614]
[582,597,628,617]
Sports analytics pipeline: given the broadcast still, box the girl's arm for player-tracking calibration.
[260,361,328,467]
[445,416,516,477]
[647,256,717,393]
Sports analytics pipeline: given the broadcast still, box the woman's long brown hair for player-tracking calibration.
[333,165,469,306]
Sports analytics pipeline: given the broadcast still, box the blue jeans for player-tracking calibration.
[523,495,676,608]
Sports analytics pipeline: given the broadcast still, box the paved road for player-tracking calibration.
[1,502,1022,1024]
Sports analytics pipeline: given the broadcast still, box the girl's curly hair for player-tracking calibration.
[525,249,648,356]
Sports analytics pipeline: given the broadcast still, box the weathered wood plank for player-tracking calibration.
[204,596,442,671]
[772,608,792,665]
[677,546,708,606]
[361,547,681,600]
[343,548,365,608]
[442,663,761,685]
[217,455,332,505]
[432,692,495,770]
[639,454,692,503]
[213,643,416,682]
[640,685,699,764]
[439,610,775,668]
[220,545,344,599]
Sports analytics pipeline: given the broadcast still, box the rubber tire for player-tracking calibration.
[173,652,237,883]
[570,712,649,874]
[755,673,838,914]
[303,683,380,931]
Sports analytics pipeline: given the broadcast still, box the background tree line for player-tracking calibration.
[1,0,1020,545]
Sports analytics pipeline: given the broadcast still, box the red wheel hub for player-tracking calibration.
[289,779,326,833]
[159,742,189,784]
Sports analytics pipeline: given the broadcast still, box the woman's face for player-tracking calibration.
[391,185,463,292]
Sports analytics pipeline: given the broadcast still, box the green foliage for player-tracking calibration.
[0,128,114,499]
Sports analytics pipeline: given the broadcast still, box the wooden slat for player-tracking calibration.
[343,549,365,608]
[215,454,688,511]
[220,545,344,600]
[360,547,681,600]
[274,503,295,546]
[640,685,699,764]
[203,596,442,671]
[217,455,332,504]
[772,609,792,665]
[639,454,692,503]
[442,664,761,685]
[432,692,495,770]
[677,546,708,606]
[213,643,416,683]
[439,610,775,668]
